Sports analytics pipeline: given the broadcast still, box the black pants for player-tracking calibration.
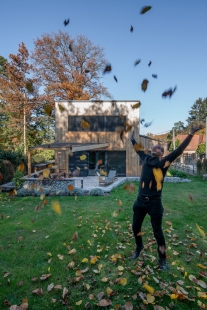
[132,195,166,259]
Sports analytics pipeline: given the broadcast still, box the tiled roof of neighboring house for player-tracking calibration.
[175,134,206,152]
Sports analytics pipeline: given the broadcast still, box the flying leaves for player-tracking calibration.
[51,201,62,215]
[162,86,177,98]
[131,101,141,109]
[196,223,205,237]
[80,154,86,160]
[140,6,152,14]
[64,19,70,26]
[17,163,25,172]
[134,59,141,67]
[141,79,149,92]
[103,64,112,74]
[80,119,91,130]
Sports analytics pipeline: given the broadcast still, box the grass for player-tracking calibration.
[0,177,207,309]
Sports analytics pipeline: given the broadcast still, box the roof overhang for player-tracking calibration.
[28,142,109,152]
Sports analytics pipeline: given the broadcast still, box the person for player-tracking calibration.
[130,126,202,271]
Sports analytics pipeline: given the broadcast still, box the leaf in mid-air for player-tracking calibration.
[131,101,141,109]
[140,6,152,14]
[141,79,149,92]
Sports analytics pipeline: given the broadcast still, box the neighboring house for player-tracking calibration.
[175,134,206,154]
[54,100,168,176]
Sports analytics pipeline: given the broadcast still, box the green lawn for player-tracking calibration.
[0,177,207,309]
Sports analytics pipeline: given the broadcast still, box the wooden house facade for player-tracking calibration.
[54,100,168,177]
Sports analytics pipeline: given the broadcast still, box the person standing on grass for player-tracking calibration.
[130,126,202,271]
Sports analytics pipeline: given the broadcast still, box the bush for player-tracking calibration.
[0,159,15,184]
[33,150,55,163]
[0,149,27,168]
[0,149,27,183]
[168,169,188,178]
[12,169,24,189]
[89,188,105,196]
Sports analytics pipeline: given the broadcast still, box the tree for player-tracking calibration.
[196,142,206,154]
[0,43,39,154]
[186,97,207,127]
[31,31,111,108]
[0,56,7,76]
[169,139,181,151]
[167,121,185,140]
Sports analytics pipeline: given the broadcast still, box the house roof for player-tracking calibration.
[29,142,109,152]
[176,134,206,152]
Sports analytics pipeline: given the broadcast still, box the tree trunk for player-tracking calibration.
[23,93,26,156]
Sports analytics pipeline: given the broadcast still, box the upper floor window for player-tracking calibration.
[68,115,126,132]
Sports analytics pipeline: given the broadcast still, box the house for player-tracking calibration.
[52,100,168,177]
[175,134,206,154]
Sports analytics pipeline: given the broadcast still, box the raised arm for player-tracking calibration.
[130,131,147,161]
[165,125,202,163]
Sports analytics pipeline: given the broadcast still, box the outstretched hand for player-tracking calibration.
[131,131,135,140]
[190,125,203,135]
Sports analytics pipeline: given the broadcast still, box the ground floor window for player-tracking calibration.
[68,151,126,177]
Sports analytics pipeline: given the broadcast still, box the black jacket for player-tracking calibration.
[131,134,193,197]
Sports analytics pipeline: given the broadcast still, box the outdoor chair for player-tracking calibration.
[99,170,117,186]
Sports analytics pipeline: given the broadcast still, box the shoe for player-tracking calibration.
[158,258,167,271]
[131,245,144,259]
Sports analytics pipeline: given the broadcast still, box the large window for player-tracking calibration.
[68,116,126,132]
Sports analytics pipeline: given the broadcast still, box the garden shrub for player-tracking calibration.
[33,150,55,163]
[89,188,104,196]
[168,169,188,178]
[0,159,15,184]
[12,169,24,189]
[0,149,27,183]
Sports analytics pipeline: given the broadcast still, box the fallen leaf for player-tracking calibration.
[76,300,82,305]
[47,283,54,291]
[143,283,155,294]
[68,248,76,255]
[32,288,44,296]
[124,301,133,310]
[97,299,112,306]
[72,232,78,240]
[147,294,155,303]
[40,274,51,281]
[117,200,122,206]
[57,254,64,260]
[106,286,113,295]
[119,278,127,286]
[54,284,62,290]
[62,287,68,299]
